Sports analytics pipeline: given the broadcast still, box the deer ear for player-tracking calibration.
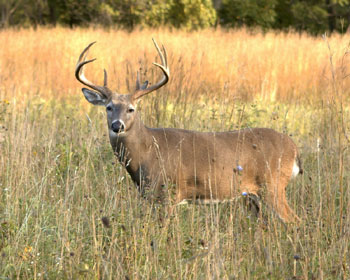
[82,88,107,106]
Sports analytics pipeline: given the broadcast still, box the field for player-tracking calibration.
[0,27,350,279]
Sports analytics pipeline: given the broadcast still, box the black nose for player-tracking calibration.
[111,120,125,133]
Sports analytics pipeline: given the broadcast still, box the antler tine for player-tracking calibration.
[75,42,110,98]
[162,44,168,67]
[136,71,141,90]
[133,39,170,100]
[103,69,108,87]
[152,38,166,65]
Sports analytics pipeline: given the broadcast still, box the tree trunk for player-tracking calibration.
[212,0,222,10]
[0,0,21,28]
[326,0,336,32]
[48,0,58,26]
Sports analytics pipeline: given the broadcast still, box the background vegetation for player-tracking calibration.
[1,0,350,34]
[0,27,349,279]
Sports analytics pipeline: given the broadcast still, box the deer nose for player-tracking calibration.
[111,120,125,133]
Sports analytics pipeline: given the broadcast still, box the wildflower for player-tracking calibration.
[233,165,243,174]
[242,192,248,196]
[293,255,300,261]
[24,246,32,253]
[20,246,33,261]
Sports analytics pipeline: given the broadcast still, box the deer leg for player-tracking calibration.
[265,180,300,223]
[247,194,261,217]
[239,182,261,217]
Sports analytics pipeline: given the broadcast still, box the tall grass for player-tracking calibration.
[0,27,349,279]
[1,27,350,102]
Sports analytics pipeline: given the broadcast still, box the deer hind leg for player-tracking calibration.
[245,194,261,218]
[236,182,262,219]
[265,177,300,223]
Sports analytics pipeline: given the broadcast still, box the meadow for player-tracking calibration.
[0,27,350,279]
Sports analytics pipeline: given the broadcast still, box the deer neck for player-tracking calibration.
[109,114,152,166]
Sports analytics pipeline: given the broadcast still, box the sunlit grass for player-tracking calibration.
[1,27,350,103]
[0,27,349,279]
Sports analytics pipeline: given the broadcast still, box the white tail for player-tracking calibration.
[75,39,301,223]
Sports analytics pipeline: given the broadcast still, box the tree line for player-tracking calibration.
[1,0,350,34]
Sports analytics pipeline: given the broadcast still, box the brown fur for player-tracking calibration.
[111,112,300,223]
[75,40,301,223]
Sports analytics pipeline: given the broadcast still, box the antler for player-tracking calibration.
[133,38,170,100]
[75,42,112,99]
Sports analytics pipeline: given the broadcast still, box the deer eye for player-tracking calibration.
[128,107,135,113]
[106,105,112,111]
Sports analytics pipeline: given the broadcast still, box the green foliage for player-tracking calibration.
[108,0,146,29]
[332,0,350,32]
[142,0,170,27]
[95,2,120,27]
[274,0,295,29]
[290,1,329,34]
[1,0,350,34]
[219,0,277,29]
[105,0,217,30]
[168,0,217,29]
[57,0,100,27]
[219,0,350,34]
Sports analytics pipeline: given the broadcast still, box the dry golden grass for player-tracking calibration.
[0,27,350,279]
[1,27,350,103]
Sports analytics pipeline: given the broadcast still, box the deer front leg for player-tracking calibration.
[265,181,300,223]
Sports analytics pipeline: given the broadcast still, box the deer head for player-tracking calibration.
[75,39,170,136]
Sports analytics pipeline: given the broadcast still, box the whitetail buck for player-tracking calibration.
[75,39,301,223]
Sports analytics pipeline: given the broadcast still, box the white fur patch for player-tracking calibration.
[117,119,125,128]
[292,160,300,178]
[109,129,119,139]
[109,129,126,139]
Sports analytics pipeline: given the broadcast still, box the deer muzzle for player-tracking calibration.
[111,120,125,133]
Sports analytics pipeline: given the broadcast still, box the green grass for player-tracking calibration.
[0,90,349,279]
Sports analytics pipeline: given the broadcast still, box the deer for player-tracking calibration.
[75,39,302,223]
